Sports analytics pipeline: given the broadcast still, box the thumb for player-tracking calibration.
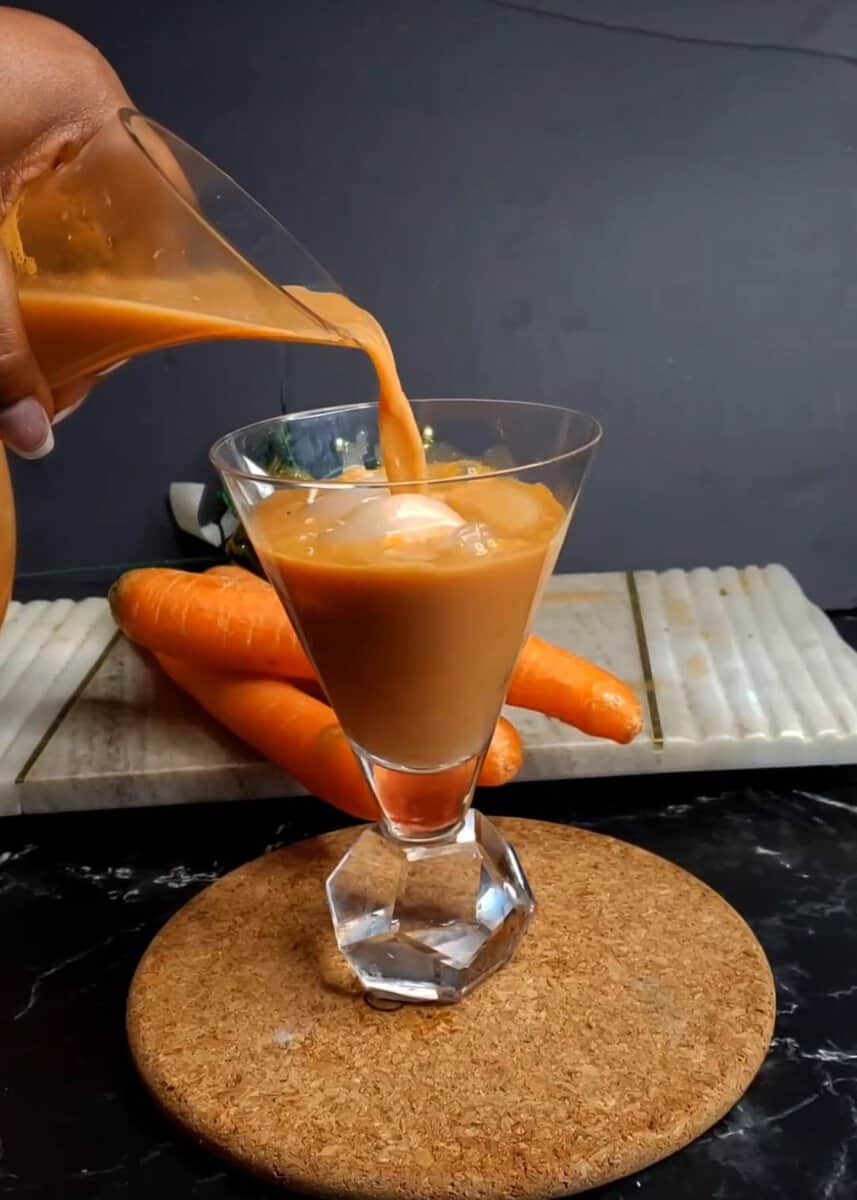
[0,253,54,459]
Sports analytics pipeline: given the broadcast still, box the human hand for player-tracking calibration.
[0,7,131,457]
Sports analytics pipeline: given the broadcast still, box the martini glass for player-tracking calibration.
[212,399,601,1003]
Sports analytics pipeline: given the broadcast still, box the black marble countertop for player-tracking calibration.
[2,623,856,1199]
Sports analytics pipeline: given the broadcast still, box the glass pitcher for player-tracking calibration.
[0,109,370,625]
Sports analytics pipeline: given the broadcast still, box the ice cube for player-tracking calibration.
[442,477,543,536]
[322,493,464,549]
[450,521,498,558]
[304,485,386,528]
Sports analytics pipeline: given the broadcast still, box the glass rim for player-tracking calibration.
[210,398,603,490]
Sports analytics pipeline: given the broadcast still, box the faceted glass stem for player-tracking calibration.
[326,804,536,1004]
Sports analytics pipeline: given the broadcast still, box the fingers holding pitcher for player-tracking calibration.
[0,252,54,459]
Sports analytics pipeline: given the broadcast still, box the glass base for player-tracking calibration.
[326,810,535,1004]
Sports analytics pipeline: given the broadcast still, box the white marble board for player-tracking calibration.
[0,564,855,816]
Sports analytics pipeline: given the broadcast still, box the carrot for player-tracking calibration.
[478,718,523,785]
[202,568,642,744]
[115,566,641,744]
[206,564,270,589]
[507,636,643,744]
[110,567,314,680]
[157,655,523,821]
[158,654,375,819]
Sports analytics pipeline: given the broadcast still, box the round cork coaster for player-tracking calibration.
[127,819,775,1199]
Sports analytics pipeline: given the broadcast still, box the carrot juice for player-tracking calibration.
[252,469,566,771]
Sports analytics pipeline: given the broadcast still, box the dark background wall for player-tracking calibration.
[9,0,857,607]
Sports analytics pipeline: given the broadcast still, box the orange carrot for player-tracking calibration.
[110,568,314,680]
[157,655,523,821]
[206,564,270,589]
[201,568,642,744]
[478,719,523,785]
[115,566,641,745]
[508,636,643,744]
[158,654,375,818]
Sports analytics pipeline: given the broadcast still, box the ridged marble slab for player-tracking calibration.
[1,565,855,815]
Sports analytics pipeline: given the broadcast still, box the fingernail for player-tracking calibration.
[0,398,55,459]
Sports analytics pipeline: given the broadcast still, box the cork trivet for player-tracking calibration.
[127,818,775,1199]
